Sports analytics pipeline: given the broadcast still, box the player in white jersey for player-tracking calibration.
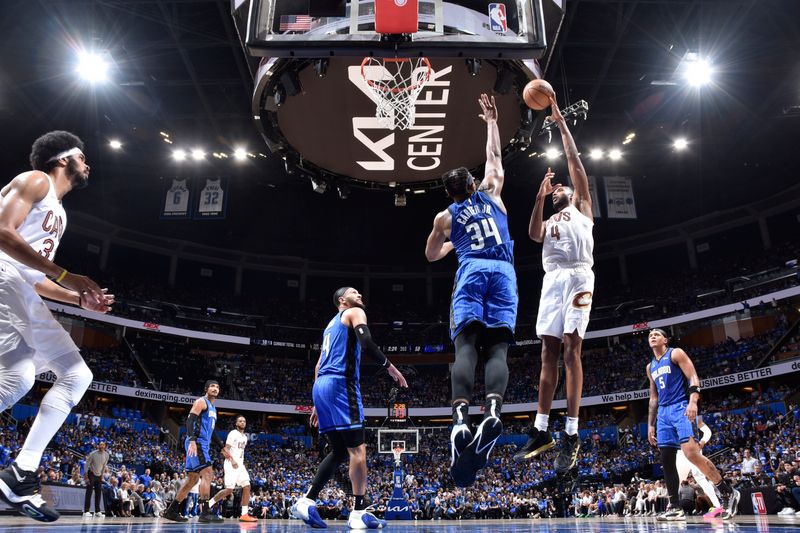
[515,97,594,474]
[0,131,113,522]
[206,415,257,522]
[675,418,726,518]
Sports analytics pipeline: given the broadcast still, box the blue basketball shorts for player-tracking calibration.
[184,438,212,472]
[656,401,695,449]
[450,258,518,341]
[313,374,364,435]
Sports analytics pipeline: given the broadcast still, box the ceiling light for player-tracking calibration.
[233,148,247,161]
[625,132,636,140]
[159,131,170,138]
[545,148,560,160]
[589,149,603,160]
[77,51,109,83]
[622,138,632,145]
[686,59,712,87]
[608,148,622,160]
[108,140,122,150]
[673,138,689,150]
[191,149,205,161]
[172,149,187,161]
[310,176,327,194]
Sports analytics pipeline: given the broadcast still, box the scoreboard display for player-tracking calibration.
[389,402,407,423]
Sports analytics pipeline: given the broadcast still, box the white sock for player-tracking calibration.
[534,413,549,432]
[695,473,721,508]
[565,417,579,436]
[16,404,71,471]
[208,497,217,507]
[241,505,248,515]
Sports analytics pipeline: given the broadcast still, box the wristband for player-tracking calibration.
[51,269,68,283]
[687,385,700,397]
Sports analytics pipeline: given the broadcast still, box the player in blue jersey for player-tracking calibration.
[163,380,232,523]
[646,329,740,521]
[425,94,517,487]
[292,287,407,529]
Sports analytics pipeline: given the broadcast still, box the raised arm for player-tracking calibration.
[477,94,505,198]
[646,363,659,446]
[425,211,453,262]
[671,348,700,422]
[548,97,592,220]
[528,167,560,242]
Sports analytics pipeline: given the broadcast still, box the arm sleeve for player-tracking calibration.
[185,413,201,441]
[699,424,712,445]
[353,324,390,368]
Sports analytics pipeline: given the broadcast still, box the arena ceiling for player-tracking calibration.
[0,0,798,266]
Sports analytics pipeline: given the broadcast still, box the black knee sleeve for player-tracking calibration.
[660,447,680,507]
[451,327,480,401]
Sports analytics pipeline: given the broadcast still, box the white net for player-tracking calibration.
[361,57,432,130]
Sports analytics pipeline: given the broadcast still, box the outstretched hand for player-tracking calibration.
[547,96,564,125]
[478,93,498,123]
[537,167,561,199]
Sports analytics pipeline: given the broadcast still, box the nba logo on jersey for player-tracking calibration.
[488,3,507,33]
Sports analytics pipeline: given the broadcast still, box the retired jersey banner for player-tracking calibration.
[588,175,602,218]
[194,177,229,219]
[604,176,637,219]
[161,178,191,219]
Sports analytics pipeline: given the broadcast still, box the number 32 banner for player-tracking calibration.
[194,177,229,219]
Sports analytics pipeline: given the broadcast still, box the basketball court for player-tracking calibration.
[1,515,797,532]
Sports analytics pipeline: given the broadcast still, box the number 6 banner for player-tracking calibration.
[194,177,229,219]
[161,178,191,219]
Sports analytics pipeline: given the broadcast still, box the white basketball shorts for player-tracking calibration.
[535,265,595,340]
[223,462,250,489]
[0,260,79,366]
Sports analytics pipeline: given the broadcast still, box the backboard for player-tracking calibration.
[378,428,420,454]
[239,0,549,59]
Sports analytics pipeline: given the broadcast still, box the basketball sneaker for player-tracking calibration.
[703,506,724,518]
[348,508,386,529]
[451,416,503,488]
[0,462,60,522]
[719,487,740,519]
[554,433,580,474]
[291,496,327,528]
[162,499,188,522]
[239,513,258,522]
[657,505,686,521]
[449,423,473,468]
[513,425,555,462]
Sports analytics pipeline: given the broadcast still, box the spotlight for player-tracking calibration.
[686,59,712,87]
[314,58,329,78]
[608,148,622,160]
[172,149,187,161]
[337,182,350,200]
[310,176,327,194]
[233,148,247,161]
[108,140,122,150]
[673,138,689,150]
[191,149,205,161]
[77,51,109,83]
[394,192,407,207]
[589,149,604,160]
[545,148,560,160]
[465,58,481,77]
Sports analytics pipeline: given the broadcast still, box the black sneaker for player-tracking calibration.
[449,424,473,468]
[719,487,740,519]
[451,416,503,488]
[656,505,686,521]
[513,425,555,462]
[0,462,60,522]
[162,500,188,522]
[198,509,224,523]
[554,432,580,474]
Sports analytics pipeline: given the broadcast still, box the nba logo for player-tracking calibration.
[488,3,507,33]
[751,492,766,515]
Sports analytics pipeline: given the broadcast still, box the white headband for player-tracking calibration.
[46,147,84,163]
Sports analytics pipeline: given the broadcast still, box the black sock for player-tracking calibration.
[659,448,680,508]
[307,450,345,501]
[484,394,503,419]
[452,401,469,426]
[354,495,366,511]
[715,478,732,495]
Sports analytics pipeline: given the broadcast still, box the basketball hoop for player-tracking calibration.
[392,445,404,465]
[361,57,432,130]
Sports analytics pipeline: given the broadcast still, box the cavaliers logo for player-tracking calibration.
[572,291,593,308]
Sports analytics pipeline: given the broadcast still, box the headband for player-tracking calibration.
[46,147,84,163]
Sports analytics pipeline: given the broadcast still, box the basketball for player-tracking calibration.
[523,79,555,111]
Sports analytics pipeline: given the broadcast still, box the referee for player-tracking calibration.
[84,440,110,517]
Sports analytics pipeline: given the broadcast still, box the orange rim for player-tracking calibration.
[361,57,432,94]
